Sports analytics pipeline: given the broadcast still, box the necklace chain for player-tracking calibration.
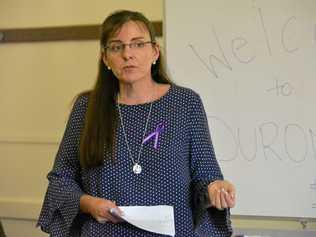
[117,101,153,171]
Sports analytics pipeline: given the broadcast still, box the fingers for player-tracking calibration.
[213,188,227,210]
[105,201,123,223]
[95,199,124,224]
[97,208,122,224]
[220,189,228,209]
[110,207,124,218]
[104,209,122,224]
[225,189,236,208]
[96,216,108,223]
[208,180,237,210]
[215,188,222,209]
[208,186,224,210]
[224,182,236,208]
[221,188,236,208]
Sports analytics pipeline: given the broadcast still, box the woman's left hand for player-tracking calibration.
[207,180,236,210]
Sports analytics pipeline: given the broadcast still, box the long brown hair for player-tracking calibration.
[79,10,171,169]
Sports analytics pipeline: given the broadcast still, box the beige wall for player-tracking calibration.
[0,1,315,236]
[0,1,162,236]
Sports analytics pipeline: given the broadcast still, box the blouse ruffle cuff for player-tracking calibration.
[191,180,211,228]
[37,188,84,236]
[192,180,233,236]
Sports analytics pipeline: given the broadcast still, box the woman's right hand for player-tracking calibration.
[80,194,123,224]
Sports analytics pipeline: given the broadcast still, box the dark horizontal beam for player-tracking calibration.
[0,21,162,43]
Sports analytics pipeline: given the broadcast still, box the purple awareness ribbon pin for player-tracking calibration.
[142,122,165,149]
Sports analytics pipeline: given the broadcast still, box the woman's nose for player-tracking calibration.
[121,45,134,60]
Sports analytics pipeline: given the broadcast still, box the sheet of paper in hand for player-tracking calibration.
[111,205,175,236]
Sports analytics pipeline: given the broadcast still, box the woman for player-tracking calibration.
[37,10,236,236]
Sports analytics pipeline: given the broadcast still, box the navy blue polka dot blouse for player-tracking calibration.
[37,85,232,236]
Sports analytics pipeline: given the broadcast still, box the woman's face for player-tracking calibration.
[103,21,159,85]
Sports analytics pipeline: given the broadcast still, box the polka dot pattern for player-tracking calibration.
[37,85,232,236]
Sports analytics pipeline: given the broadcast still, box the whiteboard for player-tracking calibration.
[165,0,316,218]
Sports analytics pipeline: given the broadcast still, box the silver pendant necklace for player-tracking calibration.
[117,100,153,174]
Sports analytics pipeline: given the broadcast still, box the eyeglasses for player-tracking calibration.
[104,41,154,54]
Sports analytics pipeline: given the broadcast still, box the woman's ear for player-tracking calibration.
[102,53,112,70]
[102,52,108,67]
[153,43,160,62]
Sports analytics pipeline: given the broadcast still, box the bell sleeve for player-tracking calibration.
[188,93,233,236]
[36,95,88,236]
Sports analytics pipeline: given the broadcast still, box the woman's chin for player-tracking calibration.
[118,75,147,84]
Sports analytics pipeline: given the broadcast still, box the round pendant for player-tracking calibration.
[133,163,142,174]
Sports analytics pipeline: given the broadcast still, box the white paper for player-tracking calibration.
[111,205,175,236]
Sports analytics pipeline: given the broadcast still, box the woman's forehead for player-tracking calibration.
[109,21,150,41]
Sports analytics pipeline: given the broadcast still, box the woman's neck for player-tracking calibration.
[118,80,157,105]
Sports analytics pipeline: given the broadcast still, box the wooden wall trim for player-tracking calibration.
[0,21,162,43]
[0,198,42,220]
[0,136,59,145]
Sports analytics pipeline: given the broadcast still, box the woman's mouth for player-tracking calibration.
[123,65,137,72]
